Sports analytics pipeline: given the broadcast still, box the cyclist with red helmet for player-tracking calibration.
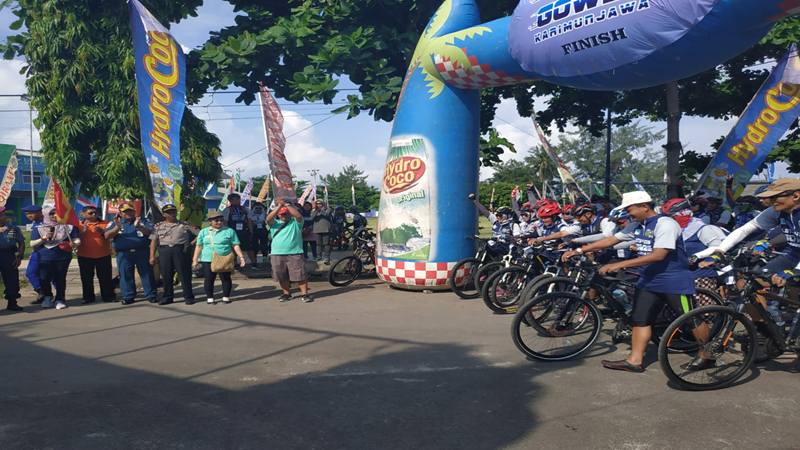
[562,204,576,224]
[661,197,727,301]
[562,191,699,373]
[529,202,567,243]
[531,203,598,245]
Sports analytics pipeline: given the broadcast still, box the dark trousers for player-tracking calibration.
[116,249,156,301]
[252,229,270,257]
[78,255,115,302]
[316,233,331,261]
[39,258,70,302]
[158,246,195,301]
[201,262,232,298]
[303,241,317,259]
[0,253,20,302]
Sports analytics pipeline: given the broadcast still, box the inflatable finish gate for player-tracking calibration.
[376,0,798,290]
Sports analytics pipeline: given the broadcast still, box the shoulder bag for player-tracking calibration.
[209,229,236,273]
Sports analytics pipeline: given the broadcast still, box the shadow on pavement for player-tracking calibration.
[0,324,569,449]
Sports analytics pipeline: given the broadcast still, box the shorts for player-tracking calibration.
[630,289,693,327]
[763,253,800,276]
[270,254,306,284]
[235,230,252,251]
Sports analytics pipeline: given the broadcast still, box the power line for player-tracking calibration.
[221,113,339,169]
[205,112,335,121]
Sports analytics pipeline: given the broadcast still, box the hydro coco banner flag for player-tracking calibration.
[129,0,186,208]
[696,45,800,200]
[0,152,18,207]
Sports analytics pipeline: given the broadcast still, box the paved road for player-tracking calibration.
[1,272,798,449]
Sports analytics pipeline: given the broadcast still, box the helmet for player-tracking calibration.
[521,202,532,211]
[661,198,692,216]
[535,198,554,208]
[573,203,594,217]
[562,204,576,215]
[689,195,708,208]
[496,206,513,218]
[537,203,562,218]
[608,206,630,222]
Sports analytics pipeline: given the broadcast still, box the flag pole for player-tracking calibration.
[257,83,274,201]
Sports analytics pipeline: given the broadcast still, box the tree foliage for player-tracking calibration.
[0,0,222,200]
[320,164,380,211]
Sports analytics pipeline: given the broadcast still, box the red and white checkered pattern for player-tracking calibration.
[434,48,523,90]
[376,258,460,288]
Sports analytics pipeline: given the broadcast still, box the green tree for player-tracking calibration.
[1,0,222,199]
[189,0,799,188]
[320,164,379,211]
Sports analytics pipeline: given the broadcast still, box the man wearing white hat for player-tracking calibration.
[563,191,699,373]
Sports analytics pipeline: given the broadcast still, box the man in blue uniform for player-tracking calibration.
[0,207,25,311]
[105,203,156,305]
[563,191,698,373]
[22,204,44,304]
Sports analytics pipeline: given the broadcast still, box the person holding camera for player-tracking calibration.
[105,203,156,305]
[269,199,312,303]
[77,204,115,304]
[30,206,80,310]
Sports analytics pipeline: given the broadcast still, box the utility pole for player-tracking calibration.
[306,169,319,188]
[21,94,35,204]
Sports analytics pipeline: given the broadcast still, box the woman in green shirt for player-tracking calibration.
[192,210,246,305]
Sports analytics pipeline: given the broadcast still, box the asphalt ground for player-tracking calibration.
[1,269,799,450]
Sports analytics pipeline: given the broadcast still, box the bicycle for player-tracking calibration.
[511,255,723,361]
[448,236,507,299]
[328,229,377,287]
[658,249,800,390]
[480,243,553,314]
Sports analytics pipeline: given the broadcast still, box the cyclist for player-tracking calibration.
[469,194,521,238]
[531,203,596,245]
[530,202,565,242]
[562,203,576,224]
[661,198,727,297]
[562,191,700,373]
[706,196,734,229]
[695,179,800,325]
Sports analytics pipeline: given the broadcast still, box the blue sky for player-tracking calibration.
[0,1,788,187]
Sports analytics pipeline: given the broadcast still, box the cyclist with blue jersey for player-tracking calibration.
[563,191,702,373]
[696,178,800,290]
[469,194,521,238]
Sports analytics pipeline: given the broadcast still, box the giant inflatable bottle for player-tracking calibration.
[377,0,798,290]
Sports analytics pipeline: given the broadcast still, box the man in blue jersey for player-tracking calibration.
[563,191,699,373]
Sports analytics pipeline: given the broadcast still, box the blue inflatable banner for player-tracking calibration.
[128,0,186,208]
[696,46,800,201]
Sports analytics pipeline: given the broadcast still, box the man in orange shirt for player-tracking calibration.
[77,205,116,303]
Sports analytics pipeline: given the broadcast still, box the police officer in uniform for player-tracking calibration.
[149,204,197,305]
[105,203,156,305]
[0,207,25,312]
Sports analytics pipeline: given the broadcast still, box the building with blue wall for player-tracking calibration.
[0,144,49,224]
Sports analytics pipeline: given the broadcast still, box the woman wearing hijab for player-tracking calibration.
[30,206,80,310]
[192,210,247,305]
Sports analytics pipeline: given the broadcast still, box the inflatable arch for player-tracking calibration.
[376,0,799,289]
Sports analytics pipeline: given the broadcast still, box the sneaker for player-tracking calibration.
[301,295,314,304]
[185,298,196,305]
[207,298,216,305]
[148,298,159,304]
[41,297,54,309]
[55,301,68,310]
[121,299,135,305]
[278,293,292,303]
[222,297,232,304]
[6,302,22,312]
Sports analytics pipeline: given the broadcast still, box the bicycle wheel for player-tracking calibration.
[652,288,725,349]
[524,276,581,304]
[473,261,505,293]
[658,305,757,391]
[449,258,480,299]
[482,267,527,314]
[328,256,363,287]
[511,292,602,361]
[517,273,555,306]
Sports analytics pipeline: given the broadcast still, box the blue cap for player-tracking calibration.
[21,204,42,213]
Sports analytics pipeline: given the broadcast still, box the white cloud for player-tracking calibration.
[0,60,41,151]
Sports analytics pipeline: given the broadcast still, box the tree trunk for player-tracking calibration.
[664,81,683,198]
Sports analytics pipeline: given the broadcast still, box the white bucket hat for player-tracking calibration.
[619,191,653,210]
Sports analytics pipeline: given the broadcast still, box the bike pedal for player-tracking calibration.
[504,306,519,314]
